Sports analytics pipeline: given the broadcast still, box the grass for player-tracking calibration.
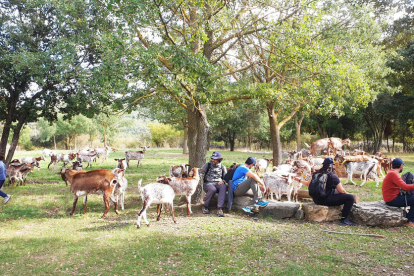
[0,148,414,275]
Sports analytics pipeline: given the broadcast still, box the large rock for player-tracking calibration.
[302,203,342,222]
[261,202,300,219]
[349,201,407,227]
[232,195,255,208]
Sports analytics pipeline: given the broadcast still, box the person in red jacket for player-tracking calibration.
[382,158,414,228]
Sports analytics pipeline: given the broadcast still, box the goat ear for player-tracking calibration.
[115,159,119,161]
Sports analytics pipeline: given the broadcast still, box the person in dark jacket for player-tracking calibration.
[298,157,355,226]
[200,151,227,217]
[0,155,11,203]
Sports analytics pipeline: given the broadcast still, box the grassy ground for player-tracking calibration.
[0,149,413,275]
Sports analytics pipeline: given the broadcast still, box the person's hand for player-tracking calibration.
[260,184,266,193]
[218,181,224,185]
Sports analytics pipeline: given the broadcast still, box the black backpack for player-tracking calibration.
[223,164,240,183]
[309,173,329,199]
[401,172,414,195]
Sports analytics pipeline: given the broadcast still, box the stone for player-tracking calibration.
[302,203,342,222]
[232,195,255,208]
[261,202,300,219]
[349,200,407,227]
[294,209,305,220]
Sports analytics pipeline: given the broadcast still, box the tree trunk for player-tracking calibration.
[54,135,57,150]
[267,102,282,166]
[229,130,235,151]
[0,95,18,159]
[187,105,210,204]
[104,131,107,147]
[294,112,304,151]
[183,124,188,154]
[5,119,25,166]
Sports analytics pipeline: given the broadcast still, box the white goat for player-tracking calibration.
[136,179,177,228]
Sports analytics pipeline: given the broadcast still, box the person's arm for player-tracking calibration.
[218,164,227,185]
[391,172,414,191]
[336,183,347,194]
[295,177,311,187]
[246,171,266,192]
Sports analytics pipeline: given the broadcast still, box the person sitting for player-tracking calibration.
[298,157,355,226]
[382,158,414,228]
[200,151,227,217]
[232,157,268,214]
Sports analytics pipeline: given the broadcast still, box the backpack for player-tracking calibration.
[309,173,329,199]
[401,172,414,195]
[223,164,240,183]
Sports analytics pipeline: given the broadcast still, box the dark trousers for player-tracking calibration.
[313,193,355,218]
[203,183,227,209]
[0,180,6,198]
[386,194,414,223]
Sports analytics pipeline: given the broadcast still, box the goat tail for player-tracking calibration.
[137,179,142,191]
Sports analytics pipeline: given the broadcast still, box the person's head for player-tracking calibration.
[245,157,256,169]
[322,157,335,170]
[210,151,223,164]
[392,158,404,172]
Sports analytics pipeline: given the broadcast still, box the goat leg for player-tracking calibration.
[102,195,110,218]
[170,203,177,224]
[156,204,162,221]
[137,199,150,228]
[71,196,79,216]
[186,195,192,216]
[83,196,88,214]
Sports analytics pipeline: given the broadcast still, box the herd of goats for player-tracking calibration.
[2,137,393,228]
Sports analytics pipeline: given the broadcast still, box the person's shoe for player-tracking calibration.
[4,195,11,204]
[339,218,356,226]
[217,208,224,217]
[242,207,254,215]
[202,207,210,214]
[405,221,414,228]
[254,199,269,208]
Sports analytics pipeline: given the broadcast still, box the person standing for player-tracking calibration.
[200,151,227,217]
[382,158,414,228]
[0,155,11,203]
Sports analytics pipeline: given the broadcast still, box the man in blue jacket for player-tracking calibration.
[232,157,268,214]
[0,155,11,203]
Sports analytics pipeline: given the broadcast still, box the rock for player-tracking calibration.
[302,203,342,222]
[295,209,305,220]
[261,202,300,219]
[232,195,255,209]
[349,200,407,227]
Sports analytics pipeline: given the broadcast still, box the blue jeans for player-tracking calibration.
[386,194,414,223]
[0,180,7,198]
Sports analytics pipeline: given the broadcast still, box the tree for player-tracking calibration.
[0,0,115,163]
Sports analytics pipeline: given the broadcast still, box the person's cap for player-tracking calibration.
[245,157,257,166]
[392,158,405,167]
[211,151,222,160]
[323,157,335,167]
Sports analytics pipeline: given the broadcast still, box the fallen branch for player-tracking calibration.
[323,230,386,239]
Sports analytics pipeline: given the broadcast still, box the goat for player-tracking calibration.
[48,153,76,169]
[255,158,273,176]
[263,172,295,201]
[59,161,84,187]
[42,148,56,158]
[21,156,44,171]
[125,146,147,167]
[7,163,33,186]
[328,138,351,156]
[112,168,128,210]
[334,155,379,187]
[169,164,190,178]
[308,157,324,171]
[310,138,330,155]
[115,158,128,171]
[137,179,177,228]
[156,168,202,216]
[76,153,97,168]
[59,168,119,218]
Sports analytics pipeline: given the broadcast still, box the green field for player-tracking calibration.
[0,149,413,275]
